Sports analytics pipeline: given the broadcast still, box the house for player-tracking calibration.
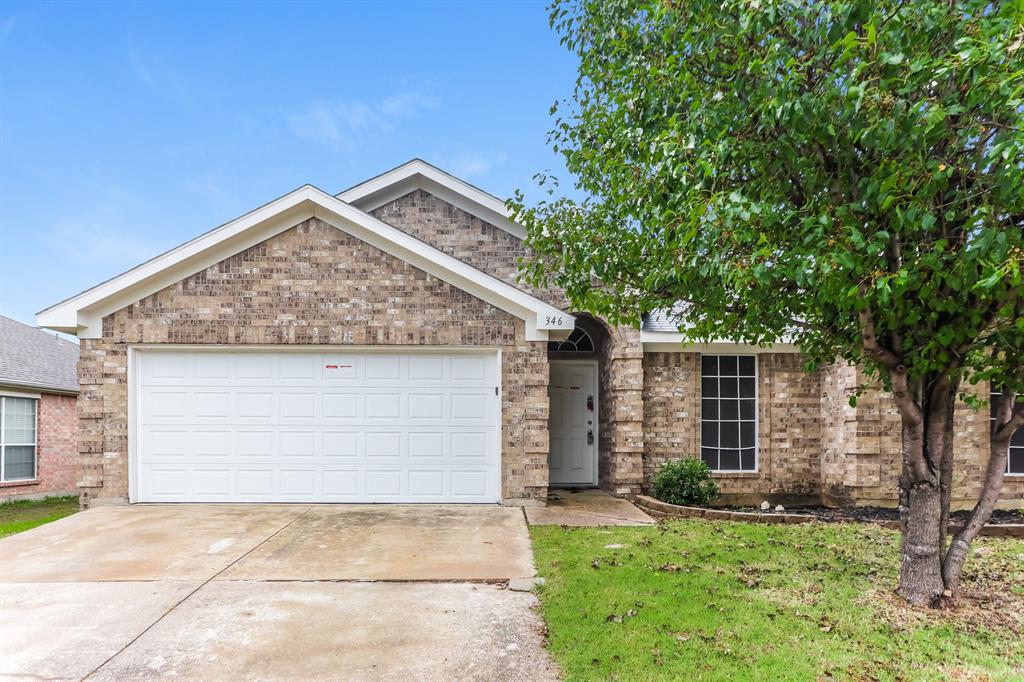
[36,160,1023,509]
[0,316,79,500]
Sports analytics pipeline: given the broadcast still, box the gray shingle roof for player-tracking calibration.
[0,316,79,394]
[642,308,685,332]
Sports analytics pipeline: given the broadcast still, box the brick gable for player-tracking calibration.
[78,217,550,506]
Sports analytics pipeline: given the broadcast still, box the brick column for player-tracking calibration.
[598,326,645,495]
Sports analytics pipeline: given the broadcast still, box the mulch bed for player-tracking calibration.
[717,505,1023,526]
[633,495,1024,537]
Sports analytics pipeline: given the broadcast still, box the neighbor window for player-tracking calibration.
[700,355,757,472]
[990,388,1024,475]
[0,396,37,481]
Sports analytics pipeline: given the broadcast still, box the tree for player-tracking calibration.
[511,0,1024,606]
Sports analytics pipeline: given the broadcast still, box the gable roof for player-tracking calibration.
[37,183,573,341]
[337,159,526,240]
[0,316,79,394]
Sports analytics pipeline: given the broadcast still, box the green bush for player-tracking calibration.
[651,458,719,507]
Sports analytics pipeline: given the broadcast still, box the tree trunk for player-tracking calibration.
[898,481,945,605]
[941,389,1022,599]
[895,375,952,607]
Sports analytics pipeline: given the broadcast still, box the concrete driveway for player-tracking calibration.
[0,505,559,681]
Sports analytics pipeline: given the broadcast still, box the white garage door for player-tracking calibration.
[133,350,501,503]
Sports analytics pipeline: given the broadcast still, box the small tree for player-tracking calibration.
[513,0,1024,606]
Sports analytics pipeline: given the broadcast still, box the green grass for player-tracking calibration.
[531,520,1024,681]
[0,495,79,538]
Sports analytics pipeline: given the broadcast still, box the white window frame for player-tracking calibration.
[990,387,1024,476]
[699,354,759,473]
[0,395,39,482]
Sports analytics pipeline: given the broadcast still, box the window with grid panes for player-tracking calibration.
[1,397,37,481]
[700,356,757,472]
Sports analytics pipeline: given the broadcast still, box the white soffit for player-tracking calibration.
[37,185,572,341]
[337,159,527,240]
[640,331,797,353]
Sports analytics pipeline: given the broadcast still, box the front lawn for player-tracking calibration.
[0,495,79,538]
[531,520,1024,681]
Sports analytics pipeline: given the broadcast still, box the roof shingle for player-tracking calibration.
[0,316,79,393]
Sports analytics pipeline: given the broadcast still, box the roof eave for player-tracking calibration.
[37,185,570,342]
[337,159,526,240]
[639,331,798,353]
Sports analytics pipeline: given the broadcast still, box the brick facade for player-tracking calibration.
[370,190,567,308]
[78,217,549,507]
[642,354,1024,509]
[0,392,78,500]
[70,185,1023,510]
[643,353,823,505]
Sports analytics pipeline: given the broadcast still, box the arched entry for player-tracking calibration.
[547,316,607,487]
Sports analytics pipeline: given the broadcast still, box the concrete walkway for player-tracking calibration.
[0,505,560,681]
[525,489,655,527]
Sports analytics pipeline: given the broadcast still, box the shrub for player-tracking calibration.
[651,458,719,507]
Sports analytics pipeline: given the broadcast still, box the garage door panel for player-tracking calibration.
[237,392,273,419]
[323,469,360,497]
[237,430,274,457]
[280,392,317,419]
[408,355,444,381]
[136,351,500,503]
[323,431,359,457]
[194,429,231,457]
[365,356,402,380]
[409,432,445,458]
[323,393,358,418]
[237,468,274,496]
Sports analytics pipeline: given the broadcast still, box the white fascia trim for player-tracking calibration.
[337,159,526,240]
[640,331,798,353]
[37,185,571,341]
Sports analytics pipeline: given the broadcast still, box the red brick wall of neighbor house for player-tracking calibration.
[0,392,78,499]
[77,217,550,507]
[642,353,1024,509]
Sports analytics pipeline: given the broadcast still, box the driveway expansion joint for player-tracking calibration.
[80,506,314,681]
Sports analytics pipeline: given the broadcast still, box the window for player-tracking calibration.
[548,327,594,353]
[990,388,1024,475]
[700,355,757,472]
[1,397,37,481]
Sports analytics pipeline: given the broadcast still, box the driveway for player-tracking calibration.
[0,505,559,681]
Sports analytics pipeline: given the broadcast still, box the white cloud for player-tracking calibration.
[439,149,508,179]
[288,91,439,151]
[0,16,17,38]
[378,91,439,117]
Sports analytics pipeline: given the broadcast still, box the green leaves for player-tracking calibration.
[512,0,1024,393]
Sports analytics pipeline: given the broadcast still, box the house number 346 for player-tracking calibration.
[545,316,564,326]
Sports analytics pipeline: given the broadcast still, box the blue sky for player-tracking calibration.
[0,1,578,328]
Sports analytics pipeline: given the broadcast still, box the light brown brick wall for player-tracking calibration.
[0,392,78,500]
[643,353,1024,508]
[597,325,645,495]
[370,189,567,308]
[820,364,1024,508]
[642,352,822,504]
[77,217,549,506]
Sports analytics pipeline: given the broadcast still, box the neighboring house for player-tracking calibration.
[36,160,1023,509]
[0,316,79,500]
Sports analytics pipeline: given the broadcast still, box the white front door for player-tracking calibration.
[132,349,501,503]
[548,360,598,486]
